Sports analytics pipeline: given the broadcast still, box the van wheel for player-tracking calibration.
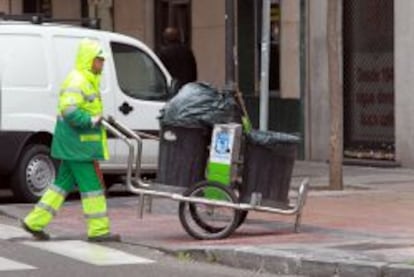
[11,144,57,203]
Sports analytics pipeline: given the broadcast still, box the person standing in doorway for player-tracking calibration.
[158,27,197,90]
[21,38,120,242]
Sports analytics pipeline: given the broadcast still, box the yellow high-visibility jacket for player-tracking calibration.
[51,39,109,161]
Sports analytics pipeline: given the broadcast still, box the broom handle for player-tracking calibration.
[234,88,249,118]
[232,87,252,133]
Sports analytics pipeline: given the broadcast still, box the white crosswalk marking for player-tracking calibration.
[0,257,36,271]
[23,240,155,266]
[0,223,155,268]
[0,223,31,240]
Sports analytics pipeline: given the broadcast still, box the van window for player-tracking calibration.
[111,42,167,101]
[0,34,48,88]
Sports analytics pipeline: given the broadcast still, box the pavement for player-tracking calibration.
[2,160,414,276]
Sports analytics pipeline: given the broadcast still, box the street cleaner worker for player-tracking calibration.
[21,38,120,242]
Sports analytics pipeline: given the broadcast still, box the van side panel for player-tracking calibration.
[0,131,33,175]
[0,33,56,133]
[0,24,173,178]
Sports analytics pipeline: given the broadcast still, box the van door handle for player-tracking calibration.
[119,102,134,115]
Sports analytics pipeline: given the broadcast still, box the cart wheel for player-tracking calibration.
[188,183,248,233]
[189,204,248,233]
[178,181,241,240]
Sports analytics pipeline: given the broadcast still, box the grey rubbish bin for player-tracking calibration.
[240,130,300,206]
[157,125,211,187]
[157,82,240,188]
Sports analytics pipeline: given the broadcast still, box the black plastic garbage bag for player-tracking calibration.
[159,82,239,127]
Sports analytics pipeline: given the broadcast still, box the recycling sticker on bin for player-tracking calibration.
[209,125,235,165]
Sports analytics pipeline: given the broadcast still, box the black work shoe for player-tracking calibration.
[87,233,121,243]
[20,220,50,241]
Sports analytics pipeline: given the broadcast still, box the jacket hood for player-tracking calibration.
[75,39,104,72]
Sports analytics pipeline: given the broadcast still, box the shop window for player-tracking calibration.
[343,0,395,160]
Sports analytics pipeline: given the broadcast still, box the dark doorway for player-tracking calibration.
[81,0,89,18]
[154,0,192,52]
[23,0,52,17]
[252,0,281,94]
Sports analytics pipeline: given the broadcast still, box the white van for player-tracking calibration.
[0,20,176,202]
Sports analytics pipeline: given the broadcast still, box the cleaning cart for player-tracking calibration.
[101,82,309,240]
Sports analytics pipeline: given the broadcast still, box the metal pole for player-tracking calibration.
[299,0,307,159]
[225,0,235,86]
[259,0,271,131]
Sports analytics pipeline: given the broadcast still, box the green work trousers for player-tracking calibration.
[24,160,110,238]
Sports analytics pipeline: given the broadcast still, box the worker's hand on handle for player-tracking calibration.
[91,116,103,127]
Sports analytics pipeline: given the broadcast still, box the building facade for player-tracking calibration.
[2,0,412,167]
[0,0,228,85]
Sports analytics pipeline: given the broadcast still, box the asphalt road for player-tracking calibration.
[0,189,16,204]
[0,215,298,277]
